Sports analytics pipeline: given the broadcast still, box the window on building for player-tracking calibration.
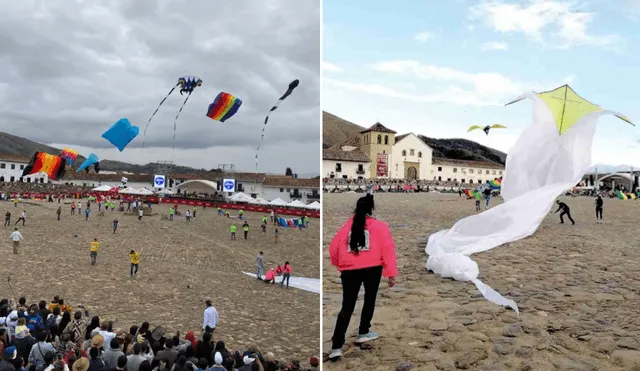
[19,165,24,170]
[470,179,474,184]
[384,135,389,145]
[237,183,244,192]
[492,170,496,175]
[357,164,364,172]
[454,178,457,182]
[335,163,342,172]
[0,163,5,169]
[438,167,442,171]
[342,175,348,179]
[287,188,291,192]
[453,168,458,173]
[438,176,441,181]
[10,164,15,170]
[40,178,44,183]
[447,178,451,182]
[377,134,382,144]
[402,150,407,156]
[9,176,14,182]
[499,171,503,175]
[26,178,31,183]
[280,188,284,192]
[486,170,489,174]
[418,151,422,158]
[410,149,415,156]
[461,179,465,183]
[469,169,474,174]
[478,179,482,183]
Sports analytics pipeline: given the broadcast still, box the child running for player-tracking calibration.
[129,250,140,277]
[15,211,25,226]
[90,238,100,266]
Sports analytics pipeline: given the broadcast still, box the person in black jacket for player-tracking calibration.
[595,195,604,223]
[554,200,575,225]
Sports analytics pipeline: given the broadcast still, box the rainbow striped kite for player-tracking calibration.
[206,92,242,122]
[60,148,78,165]
[489,177,502,190]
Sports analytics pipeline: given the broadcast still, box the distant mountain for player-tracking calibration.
[0,131,201,173]
[323,111,506,165]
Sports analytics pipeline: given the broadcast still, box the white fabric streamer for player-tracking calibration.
[426,87,632,314]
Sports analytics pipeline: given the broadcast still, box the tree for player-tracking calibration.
[285,167,293,176]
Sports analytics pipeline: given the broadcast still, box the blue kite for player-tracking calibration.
[77,153,100,173]
[102,118,139,152]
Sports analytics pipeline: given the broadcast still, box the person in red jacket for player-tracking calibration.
[280,261,292,288]
[264,268,276,284]
[327,193,397,361]
[274,265,283,275]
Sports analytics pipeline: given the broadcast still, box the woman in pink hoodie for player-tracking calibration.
[327,193,397,361]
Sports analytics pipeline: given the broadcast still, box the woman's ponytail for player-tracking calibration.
[349,194,374,255]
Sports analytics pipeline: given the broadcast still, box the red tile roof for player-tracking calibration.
[432,158,504,169]
[360,122,397,134]
[263,175,320,188]
[0,154,31,163]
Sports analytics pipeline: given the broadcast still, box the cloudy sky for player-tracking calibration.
[0,0,320,174]
[324,0,640,167]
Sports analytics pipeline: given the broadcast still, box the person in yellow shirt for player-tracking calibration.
[90,238,100,266]
[129,249,140,277]
[230,224,237,240]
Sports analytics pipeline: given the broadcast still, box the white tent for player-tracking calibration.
[250,197,269,205]
[136,188,154,195]
[119,187,141,195]
[268,198,289,206]
[288,200,308,208]
[228,192,254,203]
[92,185,112,192]
[307,201,320,210]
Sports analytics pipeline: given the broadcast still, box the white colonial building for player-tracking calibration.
[323,136,371,180]
[0,154,50,183]
[322,121,505,182]
[389,133,433,180]
[262,175,320,203]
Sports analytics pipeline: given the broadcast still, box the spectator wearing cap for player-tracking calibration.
[102,338,124,369]
[202,301,217,334]
[1,346,16,371]
[209,352,224,371]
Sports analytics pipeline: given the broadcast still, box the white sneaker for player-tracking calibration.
[328,348,342,360]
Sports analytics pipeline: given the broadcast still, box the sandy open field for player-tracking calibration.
[323,193,640,370]
[0,199,319,360]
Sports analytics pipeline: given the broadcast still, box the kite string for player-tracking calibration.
[141,85,177,150]
[172,92,193,153]
[254,98,286,178]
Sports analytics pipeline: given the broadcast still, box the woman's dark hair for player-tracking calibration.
[58,311,71,336]
[349,194,374,255]
[223,357,234,371]
[85,316,100,340]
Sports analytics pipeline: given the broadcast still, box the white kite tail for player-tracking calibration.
[425,96,614,314]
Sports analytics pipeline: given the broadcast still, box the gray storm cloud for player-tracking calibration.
[0,0,320,173]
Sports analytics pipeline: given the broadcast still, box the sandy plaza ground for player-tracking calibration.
[323,192,640,370]
[0,199,320,360]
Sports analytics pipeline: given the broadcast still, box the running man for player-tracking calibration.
[554,200,575,225]
[595,195,604,223]
[10,227,23,254]
[15,211,25,226]
[113,219,119,233]
[90,238,100,265]
[230,224,237,240]
[5,211,10,227]
[483,187,492,209]
[129,250,140,277]
[56,207,61,221]
[256,252,265,280]
[84,208,90,221]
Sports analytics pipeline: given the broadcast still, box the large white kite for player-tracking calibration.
[426,85,634,314]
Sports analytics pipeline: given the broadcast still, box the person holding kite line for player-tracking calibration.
[554,200,575,225]
[595,195,604,223]
[483,186,492,209]
[327,193,397,361]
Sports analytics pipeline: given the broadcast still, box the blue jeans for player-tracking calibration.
[485,196,491,208]
[281,273,290,287]
[256,266,264,279]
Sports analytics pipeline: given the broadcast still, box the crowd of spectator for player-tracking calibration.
[0,183,92,198]
[323,177,479,192]
[0,296,318,371]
